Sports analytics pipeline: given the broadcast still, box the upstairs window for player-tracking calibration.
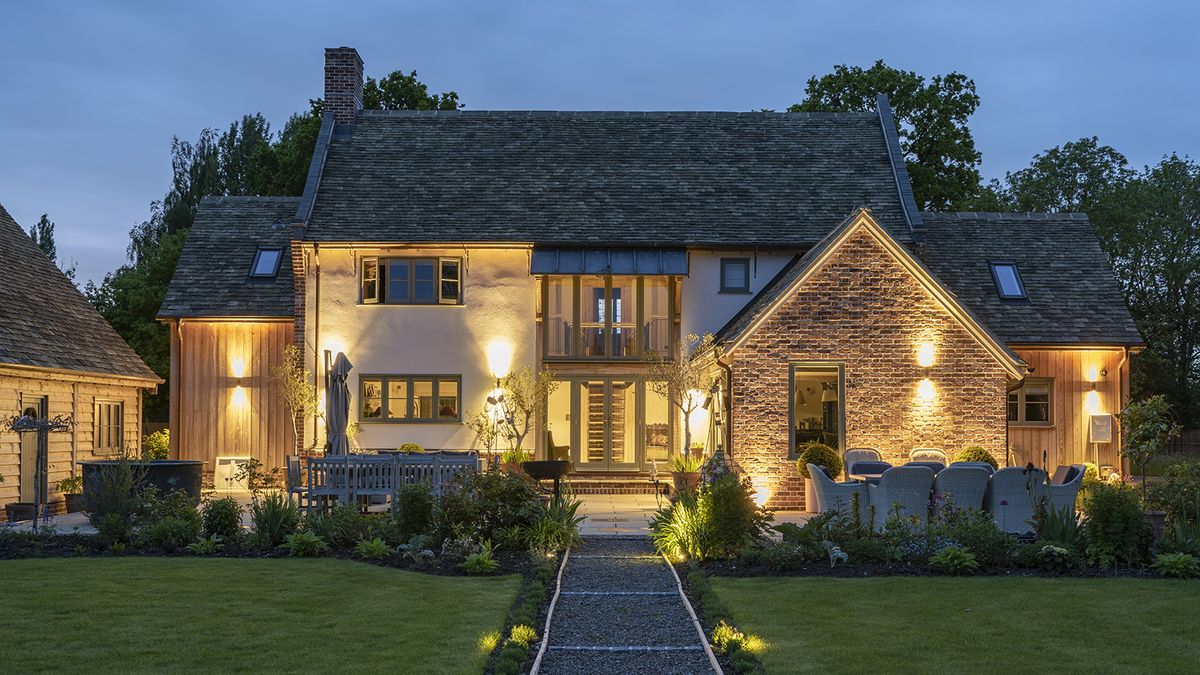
[990,262,1027,300]
[361,257,462,305]
[720,258,751,293]
[1008,379,1052,425]
[249,248,283,278]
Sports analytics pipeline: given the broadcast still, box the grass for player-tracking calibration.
[711,576,1200,674]
[2,557,520,673]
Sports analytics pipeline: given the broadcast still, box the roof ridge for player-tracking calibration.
[356,109,878,119]
[920,211,1091,221]
[200,195,303,204]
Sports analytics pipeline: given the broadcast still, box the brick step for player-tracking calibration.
[564,474,672,495]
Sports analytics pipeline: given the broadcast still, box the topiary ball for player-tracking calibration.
[956,445,999,469]
[796,442,842,479]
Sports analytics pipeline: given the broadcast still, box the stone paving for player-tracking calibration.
[536,537,718,675]
[577,494,663,536]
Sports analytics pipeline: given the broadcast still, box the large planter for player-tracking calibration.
[805,478,817,513]
[63,493,85,513]
[81,459,204,514]
[1145,510,1167,541]
[4,502,37,522]
[500,462,525,475]
[672,471,701,494]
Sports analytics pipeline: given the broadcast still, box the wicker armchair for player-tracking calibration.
[844,448,882,477]
[984,466,1048,533]
[910,448,948,464]
[807,463,869,522]
[933,465,991,512]
[1048,464,1086,516]
[868,465,935,529]
[950,461,996,475]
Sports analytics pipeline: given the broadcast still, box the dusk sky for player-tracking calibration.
[1,1,1197,286]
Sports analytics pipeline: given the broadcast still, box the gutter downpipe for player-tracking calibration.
[312,243,321,452]
[1005,374,1029,467]
[718,356,734,460]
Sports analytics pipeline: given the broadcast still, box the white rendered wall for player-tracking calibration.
[680,251,797,338]
[310,246,535,451]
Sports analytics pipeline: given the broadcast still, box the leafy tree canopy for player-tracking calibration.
[995,136,1133,213]
[791,60,983,211]
[28,213,77,282]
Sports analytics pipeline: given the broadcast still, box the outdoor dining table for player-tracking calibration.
[848,472,884,484]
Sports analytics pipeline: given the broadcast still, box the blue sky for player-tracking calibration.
[1,1,1196,285]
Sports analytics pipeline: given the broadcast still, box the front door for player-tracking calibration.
[19,397,47,502]
[575,379,639,471]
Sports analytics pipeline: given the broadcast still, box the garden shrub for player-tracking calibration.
[1082,482,1152,568]
[651,475,772,561]
[355,537,392,560]
[304,503,370,549]
[1013,543,1082,573]
[1156,515,1200,556]
[137,488,201,532]
[1145,461,1200,526]
[87,457,143,534]
[1151,552,1200,579]
[138,517,200,553]
[432,471,541,545]
[95,512,133,545]
[525,495,584,555]
[285,531,329,557]
[928,545,979,575]
[507,624,537,648]
[142,429,170,460]
[795,442,842,479]
[956,445,998,469]
[398,442,425,453]
[393,482,434,541]
[187,534,225,555]
[1035,503,1085,552]
[460,539,499,574]
[932,501,1017,567]
[250,492,299,548]
[201,497,242,540]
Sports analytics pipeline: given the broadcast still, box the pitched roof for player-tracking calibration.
[712,209,1028,379]
[158,196,299,319]
[0,201,159,382]
[919,212,1143,346]
[304,110,919,244]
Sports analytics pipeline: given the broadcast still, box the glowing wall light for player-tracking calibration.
[230,356,246,379]
[1085,390,1102,415]
[486,339,513,380]
[751,476,773,507]
[1086,365,1100,383]
[231,385,248,408]
[917,378,936,401]
[916,343,936,368]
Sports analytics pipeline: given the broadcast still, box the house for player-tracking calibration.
[158,47,1141,509]
[0,201,161,519]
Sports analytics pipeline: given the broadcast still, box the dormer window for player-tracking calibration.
[250,248,283,278]
[989,262,1027,300]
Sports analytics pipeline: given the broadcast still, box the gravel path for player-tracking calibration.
[536,537,718,675]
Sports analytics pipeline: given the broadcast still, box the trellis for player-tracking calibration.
[6,412,73,532]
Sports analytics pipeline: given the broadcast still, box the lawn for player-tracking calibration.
[2,558,520,673]
[711,576,1200,674]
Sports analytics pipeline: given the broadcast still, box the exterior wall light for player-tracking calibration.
[917,378,936,401]
[487,340,513,381]
[1085,390,1102,416]
[916,343,935,368]
[231,356,246,378]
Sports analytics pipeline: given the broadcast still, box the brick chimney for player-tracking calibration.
[324,47,363,125]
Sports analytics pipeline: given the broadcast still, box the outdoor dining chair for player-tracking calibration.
[933,464,991,512]
[1048,464,1087,516]
[843,447,883,478]
[868,465,935,530]
[285,455,310,509]
[807,463,869,522]
[950,460,996,475]
[910,448,948,464]
[984,466,1048,534]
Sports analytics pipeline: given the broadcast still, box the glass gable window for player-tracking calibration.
[990,262,1028,300]
[789,365,843,458]
[249,248,283,278]
[361,257,462,304]
[1008,379,1053,425]
[360,375,461,422]
[542,275,675,359]
[720,258,751,293]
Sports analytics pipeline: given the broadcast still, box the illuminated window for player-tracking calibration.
[360,257,462,305]
[249,248,283,278]
[989,262,1028,300]
[1008,379,1053,425]
[361,375,460,422]
[542,276,675,359]
[94,399,124,453]
[788,364,843,458]
[720,258,751,293]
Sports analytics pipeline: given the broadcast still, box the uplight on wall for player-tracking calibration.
[230,356,246,379]
[486,339,513,380]
[1085,389,1102,415]
[917,378,936,401]
[751,476,773,508]
[916,343,936,368]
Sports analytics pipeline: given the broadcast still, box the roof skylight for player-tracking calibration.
[250,248,283,278]
[989,262,1027,300]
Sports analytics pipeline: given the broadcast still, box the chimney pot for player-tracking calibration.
[324,47,364,125]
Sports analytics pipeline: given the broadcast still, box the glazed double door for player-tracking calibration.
[577,379,639,471]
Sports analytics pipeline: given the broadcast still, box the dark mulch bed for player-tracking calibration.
[0,530,536,577]
[696,558,1161,579]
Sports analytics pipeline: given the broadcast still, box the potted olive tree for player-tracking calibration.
[796,441,843,512]
[58,473,84,513]
[494,367,559,474]
[644,333,716,494]
[1118,395,1181,538]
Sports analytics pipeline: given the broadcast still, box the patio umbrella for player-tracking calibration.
[326,352,354,455]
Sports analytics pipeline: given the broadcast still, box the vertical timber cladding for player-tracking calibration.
[178,320,294,471]
[731,228,1010,511]
[1008,347,1128,472]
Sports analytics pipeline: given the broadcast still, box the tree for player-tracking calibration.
[1118,395,1181,498]
[269,344,321,450]
[363,71,461,111]
[791,60,982,211]
[644,334,718,459]
[998,137,1132,213]
[1093,155,1200,424]
[497,367,559,452]
[28,213,77,282]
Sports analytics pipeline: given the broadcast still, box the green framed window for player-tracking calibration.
[94,399,124,454]
[1008,378,1052,425]
[541,275,675,360]
[361,257,462,305]
[360,375,461,422]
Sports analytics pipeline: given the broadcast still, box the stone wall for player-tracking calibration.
[730,228,1009,510]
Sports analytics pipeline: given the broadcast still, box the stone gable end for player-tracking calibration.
[731,227,1009,510]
